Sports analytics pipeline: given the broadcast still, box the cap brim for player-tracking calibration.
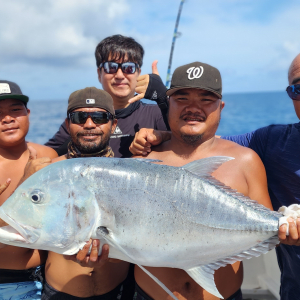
[166,86,222,99]
[0,94,29,103]
[67,105,115,117]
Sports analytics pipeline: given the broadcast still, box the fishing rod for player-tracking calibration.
[165,0,185,88]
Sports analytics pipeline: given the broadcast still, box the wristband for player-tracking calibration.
[145,74,168,110]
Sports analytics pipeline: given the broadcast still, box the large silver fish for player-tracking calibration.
[0,157,282,299]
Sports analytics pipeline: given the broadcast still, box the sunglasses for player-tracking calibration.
[69,111,114,125]
[286,84,300,101]
[99,61,139,74]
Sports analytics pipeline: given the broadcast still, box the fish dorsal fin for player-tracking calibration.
[181,156,234,177]
[170,156,280,230]
[96,227,179,300]
[181,156,276,214]
[185,235,279,299]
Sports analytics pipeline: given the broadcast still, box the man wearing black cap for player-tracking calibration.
[131,57,300,299]
[132,62,274,300]
[0,80,57,299]
[24,87,135,299]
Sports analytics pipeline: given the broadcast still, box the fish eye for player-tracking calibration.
[30,190,44,204]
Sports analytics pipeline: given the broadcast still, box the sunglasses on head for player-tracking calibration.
[69,111,114,125]
[99,61,139,74]
[286,84,300,101]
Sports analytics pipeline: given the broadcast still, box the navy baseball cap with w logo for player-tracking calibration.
[166,62,222,98]
[0,80,29,103]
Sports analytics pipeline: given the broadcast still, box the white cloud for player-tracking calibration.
[1,0,300,99]
[0,0,129,66]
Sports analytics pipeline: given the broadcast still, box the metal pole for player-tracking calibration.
[166,0,185,88]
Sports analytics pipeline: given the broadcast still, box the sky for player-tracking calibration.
[1,0,300,101]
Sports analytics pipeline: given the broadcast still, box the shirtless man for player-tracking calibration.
[133,62,273,300]
[25,87,134,299]
[0,80,57,299]
[130,57,300,299]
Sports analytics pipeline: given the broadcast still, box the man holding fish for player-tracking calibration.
[129,62,274,300]
[130,55,300,299]
[25,87,136,299]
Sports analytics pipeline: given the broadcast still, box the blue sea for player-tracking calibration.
[27,91,299,145]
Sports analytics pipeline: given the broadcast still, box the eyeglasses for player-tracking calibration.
[99,61,139,74]
[69,111,114,125]
[286,84,300,101]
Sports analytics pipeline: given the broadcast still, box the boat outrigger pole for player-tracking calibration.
[165,0,185,88]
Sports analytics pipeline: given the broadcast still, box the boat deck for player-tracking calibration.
[241,249,280,300]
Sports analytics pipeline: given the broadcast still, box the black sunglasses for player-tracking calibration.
[286,84,300,101]
[99,61,139,74]
[69,111,114,125]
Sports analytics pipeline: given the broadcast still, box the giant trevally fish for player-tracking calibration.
[0,156,285,299]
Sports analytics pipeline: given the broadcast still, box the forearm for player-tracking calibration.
[145,74,170,130]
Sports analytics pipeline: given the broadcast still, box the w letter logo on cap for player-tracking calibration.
[186,66,204,80]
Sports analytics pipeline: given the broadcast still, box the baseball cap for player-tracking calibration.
[166,62,222,98]
[0,80,29,103]
[67,87,115,116]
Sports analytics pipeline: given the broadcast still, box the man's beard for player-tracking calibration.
[180,133,203,146]
[179,112,204,146]
[71,130,110,154]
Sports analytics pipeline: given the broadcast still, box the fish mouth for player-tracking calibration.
[0,209,40,244]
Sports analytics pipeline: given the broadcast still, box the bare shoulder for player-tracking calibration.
[213,139,272,209]
[216,138,261,164]
[27,142,58,159]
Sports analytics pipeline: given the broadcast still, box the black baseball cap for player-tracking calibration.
[0,80,29,103]
[167,62,222,98]
[67,87,115,116]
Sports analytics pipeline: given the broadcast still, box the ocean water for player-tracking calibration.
[27,91,299,145]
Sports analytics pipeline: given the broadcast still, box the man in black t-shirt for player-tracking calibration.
[46,34,169,158]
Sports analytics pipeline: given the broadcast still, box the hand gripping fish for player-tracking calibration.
[0,157,288,299]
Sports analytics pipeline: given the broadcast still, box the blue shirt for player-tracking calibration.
[222,123,300,299]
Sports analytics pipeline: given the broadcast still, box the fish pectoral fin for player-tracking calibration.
[138,265,179,300]
[185,265,224,299]
[96,227,179,300]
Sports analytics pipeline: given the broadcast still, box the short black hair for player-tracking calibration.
[95,34,144,68]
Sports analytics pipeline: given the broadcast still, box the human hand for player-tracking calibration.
[279,218,300,246]
[66,239,111,268]
[0,178,11,195]
[129,60,160,104]
[129,128,171,156]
